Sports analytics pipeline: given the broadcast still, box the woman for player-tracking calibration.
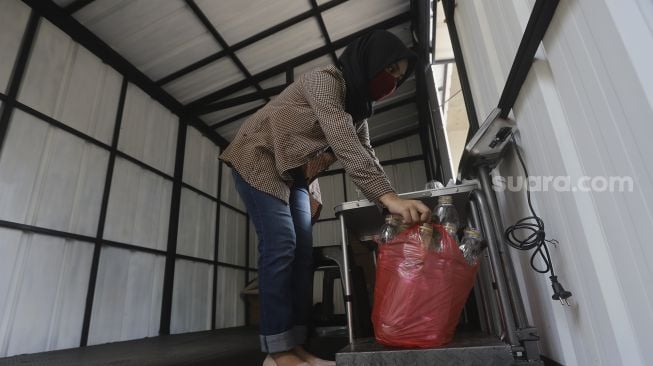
[219,30,431,366]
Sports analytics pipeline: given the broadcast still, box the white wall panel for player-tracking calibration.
[215,267,245,328]
[220,164,246,212]
[0,0,30,93]
[88,247,164,345]
[0,110,109,237]
[119,83,178,175]
[315,174,345,219]
[17,20,121,146]
[345,160,426,200]
[103,158,172,250]
[455,1,653,365]
[177,188,216,261]
[0,229,93,357]
[170,260,213,334]
[312,220,340,247]
[183,127,219,196]
[218,207,247,266]
[372,134,423,161]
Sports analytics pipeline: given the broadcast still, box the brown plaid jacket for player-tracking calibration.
[219,65,394,221]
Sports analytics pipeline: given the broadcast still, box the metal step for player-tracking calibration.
[335,332,514,366]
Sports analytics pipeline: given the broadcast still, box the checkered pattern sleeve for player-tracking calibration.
[356,119,385,173]
[302,71,395,202]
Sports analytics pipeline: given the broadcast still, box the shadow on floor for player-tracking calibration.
[0,326,348,366]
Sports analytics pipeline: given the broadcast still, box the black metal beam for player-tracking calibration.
[212,158,223,329]
[159,123,187,335]
[62,0,96,14]
[0,10,39,152]
[80,77,128,347]
[156,0,348,86]
[210,105,262,129]
[309,0,338,64]
[497,0,560,119]
[193,84,286,115]
[414,0,441,181]
[185,12,411,110]
[442,0,480,138]
[184,0,266,101]
[23,0,229,148]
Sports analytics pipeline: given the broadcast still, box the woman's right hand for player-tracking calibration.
[379,192,431,225]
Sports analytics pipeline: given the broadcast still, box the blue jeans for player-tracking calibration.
[232,169,313,353]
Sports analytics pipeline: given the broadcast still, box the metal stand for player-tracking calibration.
[471,164,542,363]
[338,214,355,344]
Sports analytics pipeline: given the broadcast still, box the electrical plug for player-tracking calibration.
[549,275,572,306]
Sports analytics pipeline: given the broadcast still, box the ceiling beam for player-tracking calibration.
[23,0,229,147]
[62,0,96,14]
[156,0,349,86]
[309,0,338,64]
[496,0,560,119]
[184,12,411,111]
[194,84,286,115]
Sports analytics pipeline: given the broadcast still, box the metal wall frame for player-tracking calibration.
[441,0,481,139]
[0,3,254,351]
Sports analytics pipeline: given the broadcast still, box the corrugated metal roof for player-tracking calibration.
[72,0,222,81]
[46,0,447,145]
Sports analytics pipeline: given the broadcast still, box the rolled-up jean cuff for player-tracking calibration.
[260,325,307,353]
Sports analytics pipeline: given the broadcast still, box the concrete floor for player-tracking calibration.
[0,327,347,366]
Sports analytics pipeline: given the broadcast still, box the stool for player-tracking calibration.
[312,245,372,338]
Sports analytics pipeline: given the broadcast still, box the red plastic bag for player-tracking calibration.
[372,224,479,348]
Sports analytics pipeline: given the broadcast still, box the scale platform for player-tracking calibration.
[335,331,513,366]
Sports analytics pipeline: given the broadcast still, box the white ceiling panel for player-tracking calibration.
[260,74,287,89]
[196,0,311,45]
[216,117,249,141]
[73,0,221,80]
[52,0,77,6]
[322,0,410,41]
[237,18,326,75]
[294,55,333,79]
[201,100,265,124]
[216,87,258,101]
[163,58,243,104]
[387,22,414,47]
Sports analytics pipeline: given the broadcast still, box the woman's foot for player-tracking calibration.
[293,346,336,366]
[268,351,310,366]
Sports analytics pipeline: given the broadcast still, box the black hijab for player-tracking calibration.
[338,30,417,123]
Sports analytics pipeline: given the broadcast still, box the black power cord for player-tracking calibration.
[504,134,572,305]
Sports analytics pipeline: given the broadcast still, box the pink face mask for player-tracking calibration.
[369,70,397,101]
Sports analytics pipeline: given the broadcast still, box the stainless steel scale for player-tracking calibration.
[333,109,544,365]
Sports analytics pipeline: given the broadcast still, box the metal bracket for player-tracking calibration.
[514,327,542,362]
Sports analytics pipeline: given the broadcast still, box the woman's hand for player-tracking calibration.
[379,192,431,225]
